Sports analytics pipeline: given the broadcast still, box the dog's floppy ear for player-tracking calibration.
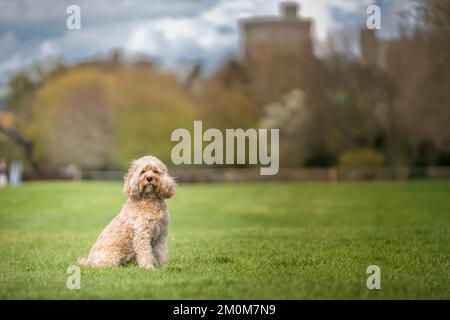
[123,160,140,198]
[157,173,176,199]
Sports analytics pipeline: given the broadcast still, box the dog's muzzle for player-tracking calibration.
[144,182,154,193]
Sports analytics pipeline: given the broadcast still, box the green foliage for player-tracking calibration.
[6,61,66,124]
[24,65,197,169]
[198,60,260,129]
[110,67,197,168]
[0,181,449,299]
[339,148,385,169]
[0,134,26,162]
[28,68,113,169]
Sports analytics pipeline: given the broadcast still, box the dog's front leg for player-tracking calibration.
[133,220,155,270]
[153,232,169,267]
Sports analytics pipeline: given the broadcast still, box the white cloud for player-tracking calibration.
[125,16,238,69]
[300,0,361,40]
[39,41,59,58]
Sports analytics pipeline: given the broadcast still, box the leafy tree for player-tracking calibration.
[196,60,260,130]
[110,65,197,168]
[29,68,113,169]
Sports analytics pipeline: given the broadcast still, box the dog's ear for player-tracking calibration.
[123,160,140,198]
[157,173,176,199]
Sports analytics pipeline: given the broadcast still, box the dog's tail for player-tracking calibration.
[77,257,88,266]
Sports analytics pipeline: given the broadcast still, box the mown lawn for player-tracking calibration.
[0,180,449,299]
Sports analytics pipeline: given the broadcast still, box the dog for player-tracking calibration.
[78,156,176,269]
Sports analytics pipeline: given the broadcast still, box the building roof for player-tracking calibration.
[240,1,311,29]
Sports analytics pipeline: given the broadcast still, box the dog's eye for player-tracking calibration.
[140,170,145,175]
[153,170,161,175]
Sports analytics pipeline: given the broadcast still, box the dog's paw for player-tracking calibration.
[139,261,155,270]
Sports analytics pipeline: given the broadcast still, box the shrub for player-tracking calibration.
[338,148,384,169]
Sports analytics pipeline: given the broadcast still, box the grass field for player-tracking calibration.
[0,180,449,299]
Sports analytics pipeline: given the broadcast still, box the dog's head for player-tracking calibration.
[123,156,176,200]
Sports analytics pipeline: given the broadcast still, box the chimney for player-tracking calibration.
[281,1,299,19]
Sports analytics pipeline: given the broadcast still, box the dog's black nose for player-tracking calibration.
[146,176,153,182]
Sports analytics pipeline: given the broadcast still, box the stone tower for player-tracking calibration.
[240,1,314,104]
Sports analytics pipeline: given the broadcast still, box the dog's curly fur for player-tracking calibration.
[78,156,176,269]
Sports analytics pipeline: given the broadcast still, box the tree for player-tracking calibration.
[196,60,261,130]
[382,0,450,165]
[110,64,198,168]
[29,68,113,169]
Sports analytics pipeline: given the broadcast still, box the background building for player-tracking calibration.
[240,2,315,104]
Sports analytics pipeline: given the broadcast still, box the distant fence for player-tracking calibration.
[25,166,450,182]
[163,167,450,182]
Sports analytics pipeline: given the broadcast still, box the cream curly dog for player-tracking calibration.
[78,156,176,269]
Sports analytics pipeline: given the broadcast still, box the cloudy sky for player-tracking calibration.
[0,0,412,96]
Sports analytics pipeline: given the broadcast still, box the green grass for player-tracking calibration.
[0,180,449,299]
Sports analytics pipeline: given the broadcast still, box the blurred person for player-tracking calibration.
[67,164,81,181]
[0,159,7,187]
[9,160,22,186]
